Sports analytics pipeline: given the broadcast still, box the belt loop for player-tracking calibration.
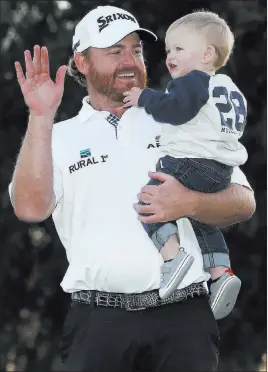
[89,290,96,309]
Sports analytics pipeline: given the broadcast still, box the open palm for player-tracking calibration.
[15,45,67,115]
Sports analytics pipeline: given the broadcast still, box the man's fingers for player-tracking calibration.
[137,192,153,204]
[140,184,157,195]
[134,203,154,215]
[55,65,68,87]
[123,96,130,103]
[24,50,34,79]
[41,46,50,75]
[148,171,172,183]
[33,45,41,74]
[123,91,130,96]
[14,61,26,86]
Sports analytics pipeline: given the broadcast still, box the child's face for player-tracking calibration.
[165,26,209,78]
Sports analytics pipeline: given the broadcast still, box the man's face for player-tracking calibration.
[85,33,147,102]
[165,26,207,78]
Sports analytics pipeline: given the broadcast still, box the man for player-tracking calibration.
[10,5,255,372]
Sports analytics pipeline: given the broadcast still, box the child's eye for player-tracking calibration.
[165,50,170,54]
[176,47,182,52]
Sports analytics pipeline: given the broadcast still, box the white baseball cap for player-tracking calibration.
[72,5,157,53]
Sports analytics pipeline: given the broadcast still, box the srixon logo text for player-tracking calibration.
[97,13,137,32]
[69,155,108,174]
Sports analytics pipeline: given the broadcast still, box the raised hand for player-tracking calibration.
[15,45,68,116]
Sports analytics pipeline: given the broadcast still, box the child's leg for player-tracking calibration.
[138,174,182,261]
[190,220,230,271]
[190,220,241,320]
[137,176,194,299]
[160,233,181,261]
[137,158,198,299]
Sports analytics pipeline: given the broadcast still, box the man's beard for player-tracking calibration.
[87,62,147,103]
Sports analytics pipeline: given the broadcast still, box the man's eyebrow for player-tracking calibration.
[109,43,143,49]
[109,44,124,49]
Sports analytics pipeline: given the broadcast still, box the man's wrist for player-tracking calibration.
[174,183,200,219]
[29,109,57,120]
[184,189,201,219]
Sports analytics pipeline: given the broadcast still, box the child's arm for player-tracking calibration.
[124,70,211,125]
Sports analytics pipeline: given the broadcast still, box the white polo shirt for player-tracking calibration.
[12,97,252,294]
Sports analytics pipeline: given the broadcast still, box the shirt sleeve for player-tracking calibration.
[231,167,253,190]
[138,70,210,125]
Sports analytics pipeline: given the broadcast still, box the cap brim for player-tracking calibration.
[75,26,157,51]
[135,28,157,42]
[103,28,157,48]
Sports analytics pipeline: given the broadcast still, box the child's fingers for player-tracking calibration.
[123,102,132,108]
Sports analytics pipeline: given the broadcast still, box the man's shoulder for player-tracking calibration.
[52,112,84,143]
[53,114,80,133]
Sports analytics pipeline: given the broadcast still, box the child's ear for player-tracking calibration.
[203,45,217,65]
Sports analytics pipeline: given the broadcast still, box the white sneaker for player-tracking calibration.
[159,248,194,300]
[210,269,241,320]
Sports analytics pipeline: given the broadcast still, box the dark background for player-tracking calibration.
[0,1,266,371]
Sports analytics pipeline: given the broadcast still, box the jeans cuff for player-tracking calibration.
[203,252,230,269]
[151,223,179,251]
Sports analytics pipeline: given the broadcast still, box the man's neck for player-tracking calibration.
[88,90,127,118]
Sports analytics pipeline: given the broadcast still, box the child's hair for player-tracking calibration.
[167,10,234,70]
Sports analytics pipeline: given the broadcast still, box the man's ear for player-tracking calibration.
[203,45,217,65]
[74,52,89,74]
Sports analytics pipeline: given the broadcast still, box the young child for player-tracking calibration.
[123,10,248,319]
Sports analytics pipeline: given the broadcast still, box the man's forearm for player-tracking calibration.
[12,112,55,221]
[189,184,256,227]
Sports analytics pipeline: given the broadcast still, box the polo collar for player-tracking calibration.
[77,96,96,123]
[77,96,122,125]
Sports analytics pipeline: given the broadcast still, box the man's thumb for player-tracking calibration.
[55,65,68,87]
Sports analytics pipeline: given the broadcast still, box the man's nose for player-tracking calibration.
[122,51,136,65]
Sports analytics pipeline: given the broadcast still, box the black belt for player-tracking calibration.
[71,282,208,311]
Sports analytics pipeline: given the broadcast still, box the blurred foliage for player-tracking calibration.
[0,1,266,371]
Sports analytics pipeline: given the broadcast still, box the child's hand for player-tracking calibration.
[123,87,142,108]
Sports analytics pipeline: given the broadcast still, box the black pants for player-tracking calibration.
[140,157,233,269]
[60,295,220,372]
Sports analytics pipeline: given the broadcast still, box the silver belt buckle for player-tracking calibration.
[124,294,146,311]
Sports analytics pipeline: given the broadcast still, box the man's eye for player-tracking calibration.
[134,49,142,55]
[110,50,120,55]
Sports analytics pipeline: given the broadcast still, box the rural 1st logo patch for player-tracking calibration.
[69,149,108,174]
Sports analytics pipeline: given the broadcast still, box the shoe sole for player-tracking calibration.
[159,255,194,300]
[210,276,241,320]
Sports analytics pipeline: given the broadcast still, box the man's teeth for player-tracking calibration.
[117,73,135,77]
